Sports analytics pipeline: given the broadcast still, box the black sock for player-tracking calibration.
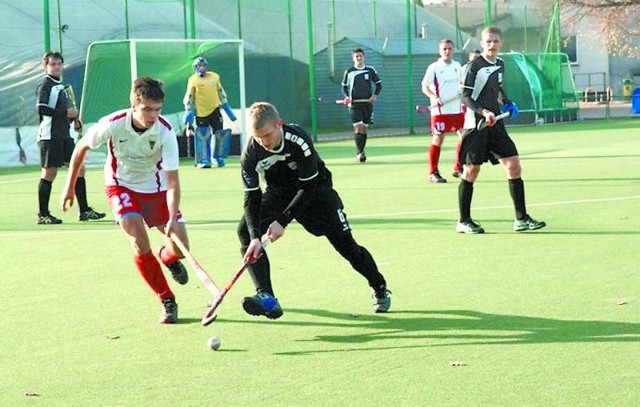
[38,179,52,215]
[458,179,474,221]
[509,178,526,220]
[75,177,89,212]
[354,133,367,153]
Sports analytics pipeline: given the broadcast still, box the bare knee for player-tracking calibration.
[462,164,481,182]
[431,133,445,146]
[41,167,58,181]
[501,156,522,178]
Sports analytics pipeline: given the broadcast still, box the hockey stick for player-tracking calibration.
[335,98,370,105]
[183,125,192,158]
[15,127,26,165]
[415,95,461,115]
[64,85,83,138]
[476,111,510,131]
[201,238,271,326]
[170,233,221,297]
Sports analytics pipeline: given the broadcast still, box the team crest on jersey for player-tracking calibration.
[259,154,291,171]
[149,140,156,150]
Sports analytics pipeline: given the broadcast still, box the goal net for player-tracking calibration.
[81,39,246,150]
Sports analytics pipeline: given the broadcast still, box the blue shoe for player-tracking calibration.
[216,157,225,167]
[242,292,283,319]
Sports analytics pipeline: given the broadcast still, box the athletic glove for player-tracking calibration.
[501,101,519,119]
[183,108,195,126]
[72,118,83,133]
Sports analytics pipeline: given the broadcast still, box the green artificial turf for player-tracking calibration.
[1,118,639,406]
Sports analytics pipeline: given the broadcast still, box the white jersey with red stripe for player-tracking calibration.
[421,58,463,115]
[83,108,179,193]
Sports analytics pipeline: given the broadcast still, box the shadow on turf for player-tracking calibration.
[176,318,202,325]
[251,308,640,355]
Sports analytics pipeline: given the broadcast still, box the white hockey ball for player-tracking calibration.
[207,336,221,351]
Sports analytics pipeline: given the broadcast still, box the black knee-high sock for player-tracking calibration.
[237,217,274,296]
[75,177,89,212]
[38,179,52,215]
[458,179,474,221]
[354,133,367,153]
[246,255,274,296]
[327,232,386,289]
[509,178,526,220]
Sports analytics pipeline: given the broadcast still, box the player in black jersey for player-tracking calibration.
[458,27,546,234]
[341,48,382,162]
[237,102,391,319]
[36,52,105,225]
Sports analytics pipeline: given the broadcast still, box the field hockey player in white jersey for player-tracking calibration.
[60,77,191,324]
[421,39,465,183]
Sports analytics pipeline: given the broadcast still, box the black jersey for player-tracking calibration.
[36,75,71,141]
[461,55,509,116]
[241,123,332,237]
[341,65,382,99]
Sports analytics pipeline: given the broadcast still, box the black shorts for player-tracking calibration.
[39,137,75,168]
[260,186,351,237]
[195,108,223,132]
[459,121,518,165]
[349,103,373,126]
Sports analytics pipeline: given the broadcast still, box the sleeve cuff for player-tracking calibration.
[275,213,291,228]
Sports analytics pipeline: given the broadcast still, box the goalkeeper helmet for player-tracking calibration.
[193,57,208,77]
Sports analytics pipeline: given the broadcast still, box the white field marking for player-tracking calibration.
[0,169,103,186]
[0,220,238,238]
[347,195,640,219]
[0,176,41,185]
[2,195,638,238]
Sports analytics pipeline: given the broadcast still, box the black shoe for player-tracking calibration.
[37,213,62,225]
[452,169,462,178]
[429,171,447,183]
[242,292,283,319]
[159,297,178,324]
[166,260,188,285]
[356,152,367,163]
[78,207,106,221]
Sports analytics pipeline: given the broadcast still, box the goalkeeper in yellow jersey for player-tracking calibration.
[183,57,235,168]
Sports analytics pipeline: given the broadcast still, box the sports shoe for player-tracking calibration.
[356,152,367,163]
[513,215,546,232]
[159,297,178,324]
[196,162,211,169]
[78,207,106,221]
[452,169,463,178]
[37,213,62,225]
[242,292,283,319]
[429,171,447,183]
[216,157,226,167]
[372,286,392,313]
[165,260,189,285]
[456,219,485,234]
